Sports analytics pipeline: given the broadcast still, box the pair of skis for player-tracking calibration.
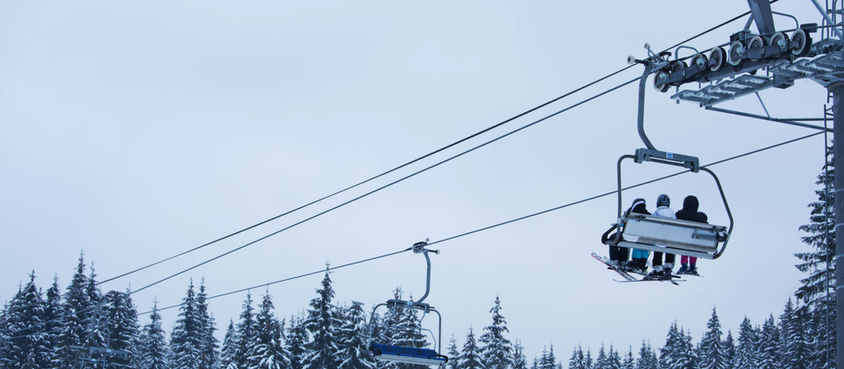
[591,253,684,285]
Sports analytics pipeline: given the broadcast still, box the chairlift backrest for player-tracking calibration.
[613,213,728,259]
[608,149,734,259]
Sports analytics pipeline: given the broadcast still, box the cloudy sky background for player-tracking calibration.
[0,0,834,361]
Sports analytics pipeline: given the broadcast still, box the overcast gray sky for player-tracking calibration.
[0,0,834,362]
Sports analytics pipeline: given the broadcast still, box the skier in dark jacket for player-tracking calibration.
[674,195,708,275]
[604,198,649,269]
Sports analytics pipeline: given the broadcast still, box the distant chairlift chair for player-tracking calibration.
[368,241,448,367]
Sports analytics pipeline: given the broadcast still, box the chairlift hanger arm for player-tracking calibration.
[637,61,658,151]
[699,166,734,259]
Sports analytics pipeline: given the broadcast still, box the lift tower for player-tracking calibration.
[646,1,842,365]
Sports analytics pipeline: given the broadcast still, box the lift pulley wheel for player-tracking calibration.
[769,32,788,53]
[748,36,766,61]
[728,41,745,66]
[708,47,727,72]
[653,69,670,93]
[670,60,687,80]
[790,29,811,56]
[691,53,707,71]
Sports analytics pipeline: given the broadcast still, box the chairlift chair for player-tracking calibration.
[607,49,735,261]
[368,241,448,367]
[603,148,734,260]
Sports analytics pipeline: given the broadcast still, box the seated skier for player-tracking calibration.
[644,194,676,280]
[602,198,649,271]
[674,195,708,275]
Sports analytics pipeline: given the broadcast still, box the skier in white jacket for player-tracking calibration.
[645,194,676,280]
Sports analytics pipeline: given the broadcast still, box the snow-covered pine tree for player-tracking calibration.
[125,293,144,369]
[338,301,376,369]
[55,253,92,369]
[285,313,308,369]
[605,345,621,369]
[479,296,513,369]
[546,344,558,369]
[779,298,809,369]
[659,322,682,369]
[44,275,63,364]
[0,302,9,367]
[0,287,24,369]
[170,279,204,369]
[24,272,53,368]
[594,344,608,369]
[1,273,52,368]
[734,318,757,369]
[809,304,835,369]
[196,280,219,369]
[512,339,528,369]
[84,264,105,349]
[721,331,735,369]
[371,288,404,369]
[103,290,139,367]
[139,302,168,369]
[393,297,429,369]
[460,327,484,369]
[538,346,549,369]
[302,267,342,369]
[585,348,594,369]
[756,315,780,369]
[220,319,239,369]
[236,292,258,368]
[446,334,461,369]
[699,307,727,369]
[622,347,635,369]
[569,345,584,369]
[247,291,290,369]
[795,140,836,369]
[636,340,658,369]
[677,328,699,369]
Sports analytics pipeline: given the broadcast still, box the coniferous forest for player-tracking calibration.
[0,148,837,369]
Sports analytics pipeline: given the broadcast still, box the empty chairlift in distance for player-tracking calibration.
[368,241,448,367]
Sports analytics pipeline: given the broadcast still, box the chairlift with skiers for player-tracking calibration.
[603,47,734,261]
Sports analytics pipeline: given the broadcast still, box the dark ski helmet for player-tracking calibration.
[657,194,670,207]
[631,198,646,209]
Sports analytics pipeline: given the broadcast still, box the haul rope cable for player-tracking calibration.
[136,130,823,316]
[98,6,753,287]
[97,66,634,286]
[126,75,643,296]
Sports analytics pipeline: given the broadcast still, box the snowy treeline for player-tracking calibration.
[0,258,521,369]
[560,302,832,369]
[0,252,836,369]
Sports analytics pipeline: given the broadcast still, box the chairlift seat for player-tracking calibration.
[370,343,448,366]
[609,214,728,259]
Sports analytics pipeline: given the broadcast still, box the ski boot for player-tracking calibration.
[644,265,663,280]
[689,263,699,276]
[660,263,674,280]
